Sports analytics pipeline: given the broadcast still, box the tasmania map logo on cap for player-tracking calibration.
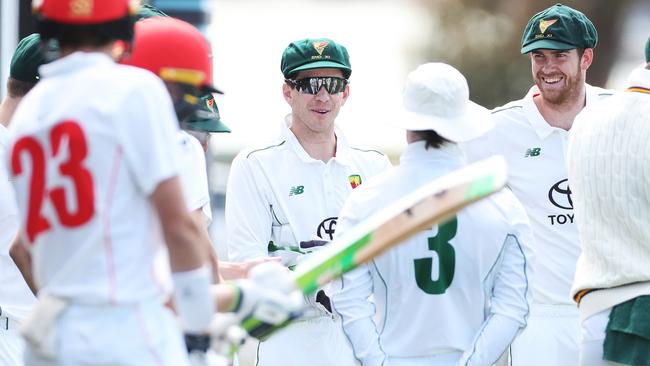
[312,41,329,56]
[539,19,558,34]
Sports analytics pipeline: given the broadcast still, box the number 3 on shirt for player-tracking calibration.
[11,120,95,242]
[413,216,457,294]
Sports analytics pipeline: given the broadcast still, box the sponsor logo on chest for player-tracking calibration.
[547,178,574,225]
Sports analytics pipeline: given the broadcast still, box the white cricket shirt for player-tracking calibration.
[8,52,180,305]
[463,84,614,305]
[0,124,36,321]
[177,131,211,221]
[226,117,391,263]
[330,142,533,365]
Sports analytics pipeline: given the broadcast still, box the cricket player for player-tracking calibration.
[182,95,283,280]
[7,2,215,364]
[330,63,533,366]
[120,17,298,334]
[568,37,650,366]
[225,38,391,365]
[0,33,50,366]
[129,4,276,284]
[462,4,614,365]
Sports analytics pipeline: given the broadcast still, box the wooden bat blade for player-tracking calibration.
[293,155,508,295]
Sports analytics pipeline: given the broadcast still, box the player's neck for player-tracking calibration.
[0,96,21,127]
[290,124,337,162]
[534,87,586,131]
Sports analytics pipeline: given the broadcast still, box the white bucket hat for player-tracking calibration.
[398,63,493,142]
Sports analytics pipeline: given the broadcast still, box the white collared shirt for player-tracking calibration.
[8,52,179,304]
[225,117,391,263]
[463,84,614,305]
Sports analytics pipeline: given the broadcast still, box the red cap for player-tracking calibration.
[33,0,138,24]
[120,17,220,93]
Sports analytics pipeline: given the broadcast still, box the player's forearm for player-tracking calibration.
[459,314,521,366]
[151,178,210,271]
[190,209,220,282]
[9,236,37,295]
[165,219,210,271]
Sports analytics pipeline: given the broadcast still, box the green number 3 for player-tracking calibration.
[413,216,457,294]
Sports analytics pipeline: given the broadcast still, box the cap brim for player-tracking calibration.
[289,61,351,77]
[394,101,493,142]
[185,107,231,133]
[521,39,576,54]
[202,84,224,94]
[186,119,231,133]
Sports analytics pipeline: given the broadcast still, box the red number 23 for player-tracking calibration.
[11,120,95,243]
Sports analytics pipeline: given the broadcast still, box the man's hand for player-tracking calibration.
[218,257,282,280]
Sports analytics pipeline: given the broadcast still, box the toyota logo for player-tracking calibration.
[317,217,338,240]
[548,179,573,210]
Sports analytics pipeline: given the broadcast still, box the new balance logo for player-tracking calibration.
[289,185,305,196]
[524,147,541,157]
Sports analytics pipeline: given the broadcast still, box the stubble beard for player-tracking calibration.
[536,64,585,107]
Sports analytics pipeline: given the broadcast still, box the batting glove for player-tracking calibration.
[229,262,304,340]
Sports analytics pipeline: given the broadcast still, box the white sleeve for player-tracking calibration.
[458,314,521,366]
[329,194,387,366]
[120,76,179,196]
[331,265,386,366]
[460,205,534,365]
[178,133,211,220]
[460,132,495,164]
[225,153,273,261]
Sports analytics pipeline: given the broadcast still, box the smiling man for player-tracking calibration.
[225,38,391,365]
[463,4,614,366]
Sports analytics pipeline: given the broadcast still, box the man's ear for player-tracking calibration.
[581,48,594,71]
[340,84,350,106]
[282,83,293,105]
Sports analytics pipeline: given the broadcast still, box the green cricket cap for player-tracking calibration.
[521,3,597,54]
[184,94,231,133]
[136,4,168,20]
[10,33,47,83]
[281,38,351,79]
[645,36,650,63]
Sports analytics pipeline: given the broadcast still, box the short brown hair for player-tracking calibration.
[7,77,36,98]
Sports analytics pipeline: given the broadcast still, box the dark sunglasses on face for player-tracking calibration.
[285,77,349,95]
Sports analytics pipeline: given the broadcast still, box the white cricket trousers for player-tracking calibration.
[24,301,190,366]
[255,314,358,366]
[0,316,26,366]
[509,304,580,366]
[579,309,624,366]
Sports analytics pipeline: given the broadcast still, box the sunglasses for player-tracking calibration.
[285,77,349,95]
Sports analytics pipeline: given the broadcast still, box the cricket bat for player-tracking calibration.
[293,155,508,295]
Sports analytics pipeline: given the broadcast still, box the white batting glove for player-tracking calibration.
[229,262,303,340]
